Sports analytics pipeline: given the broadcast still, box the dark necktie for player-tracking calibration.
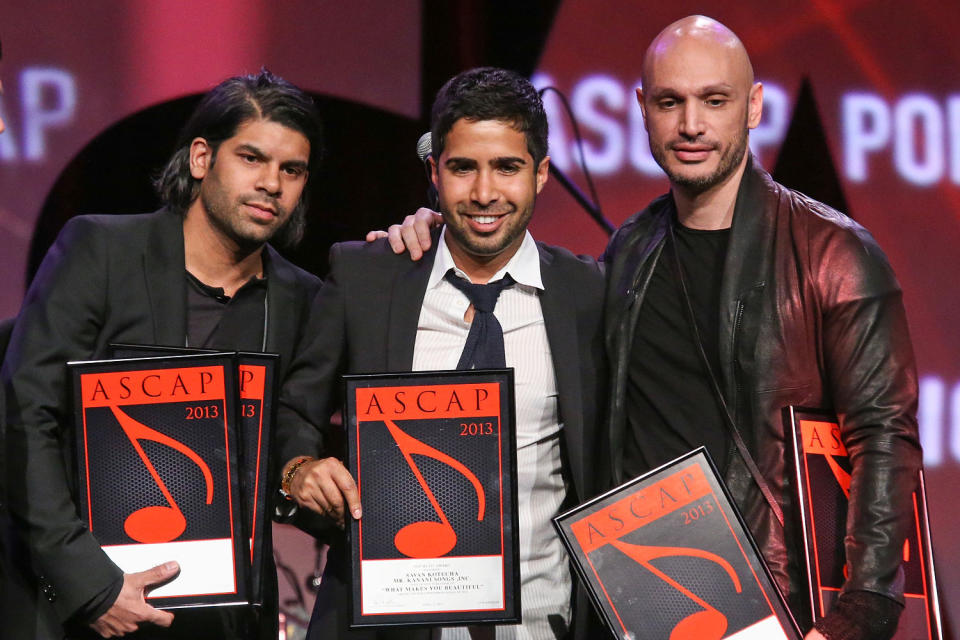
[444,270,516,369]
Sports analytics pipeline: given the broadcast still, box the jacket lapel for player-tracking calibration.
[263,244,301,369]
[605,206,669,483]
[386,243,437,370]
[717,157,775,404]
[604,201,671,356]
[538,244,586,497]
[142,209,187,346]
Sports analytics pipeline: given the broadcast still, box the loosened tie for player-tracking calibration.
[444,270,515,369]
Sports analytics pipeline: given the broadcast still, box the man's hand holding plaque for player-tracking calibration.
[91,563,179,637]
[284,456,362,526]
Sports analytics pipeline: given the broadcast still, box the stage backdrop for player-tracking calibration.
[0,0,420,319]
[1,0,958,632]
[530,0,960,628]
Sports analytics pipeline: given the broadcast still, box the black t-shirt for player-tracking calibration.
[185,271,267,351]
[622,223,732,477]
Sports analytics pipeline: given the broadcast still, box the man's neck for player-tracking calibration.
[444,233,523,285]
[183,207,264,297]
[672,156,748,230]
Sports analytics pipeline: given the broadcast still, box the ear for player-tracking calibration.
[747,82,764,130]
[189,137,214,180]
[535,156,550,194]
[429,155,439,189]
[636,88,648,128]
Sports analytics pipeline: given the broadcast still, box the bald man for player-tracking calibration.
[384,14,921,640]
[600,15,921,640]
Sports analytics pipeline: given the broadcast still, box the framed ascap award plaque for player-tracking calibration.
[555,448,801,640]
[343,369,519,628]
[787,406,943,640]
[71,353,248,608]
[109,344,278,605]
[235,352,279,605]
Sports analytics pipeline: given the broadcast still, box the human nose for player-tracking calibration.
[470,169,499,207]
[257,163,281,195]
[678,102,704,138]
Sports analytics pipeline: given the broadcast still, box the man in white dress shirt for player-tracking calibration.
[274,67,606,640]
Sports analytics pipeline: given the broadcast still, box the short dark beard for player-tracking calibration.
[446,208,519,256]
[669,136,747,195]
[653,112,751,196]
[442,200,532,263]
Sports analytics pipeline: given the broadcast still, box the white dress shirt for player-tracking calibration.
[414,229,572,640]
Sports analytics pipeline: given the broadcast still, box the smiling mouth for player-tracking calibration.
[461,210,512,233]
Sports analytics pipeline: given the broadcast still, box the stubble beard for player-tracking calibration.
[443,201,533,261]
[200,179,284,253]
[653,121,751,196]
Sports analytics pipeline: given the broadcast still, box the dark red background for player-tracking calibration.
[1,0,956,631]
[532,3,959,630]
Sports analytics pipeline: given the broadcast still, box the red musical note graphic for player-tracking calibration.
[383,419,485,558]
[609,538,742,640]
[823,454,851,499]
[110,405,214,544]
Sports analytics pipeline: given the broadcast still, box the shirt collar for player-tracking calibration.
[427,227,543,291]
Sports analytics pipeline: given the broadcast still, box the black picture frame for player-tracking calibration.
[109,344,279,606]
[343,369,520,629]
[236,351,279,606]
[71,353,249,608]
[786,406,943,639]
[554,448,801,640]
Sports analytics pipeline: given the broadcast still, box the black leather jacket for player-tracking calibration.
[602,157,922,615]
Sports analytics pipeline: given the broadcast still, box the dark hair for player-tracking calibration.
[431,67,548,167]
[154,69,322,247]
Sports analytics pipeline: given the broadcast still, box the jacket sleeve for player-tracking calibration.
[818,224,922,602]
[274,242,349,476]
[2,216,124,622]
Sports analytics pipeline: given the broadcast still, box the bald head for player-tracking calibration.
[642,16,754,93]
[636,15,763,203]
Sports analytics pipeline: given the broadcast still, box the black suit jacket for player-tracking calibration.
[276,236,606,639]
[1,209,321,639]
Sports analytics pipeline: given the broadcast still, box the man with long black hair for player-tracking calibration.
[2,69,323,639]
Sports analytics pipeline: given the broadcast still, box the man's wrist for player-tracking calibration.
[75,573,124,626]
[280,456,314,500]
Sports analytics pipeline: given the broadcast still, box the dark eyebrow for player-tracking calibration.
[646,83,737,100]
[444,155,528,168]
[236,143,308,171]
[444,156,478,167]
[235,143,268,160]
[281,159,309,172]
[645,87,680,101]
[699,84,736,95]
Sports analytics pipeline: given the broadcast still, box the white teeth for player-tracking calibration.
[472,216,497,224]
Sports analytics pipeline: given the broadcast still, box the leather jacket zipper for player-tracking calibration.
[731,298,745,418]
[725,298,745,472]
